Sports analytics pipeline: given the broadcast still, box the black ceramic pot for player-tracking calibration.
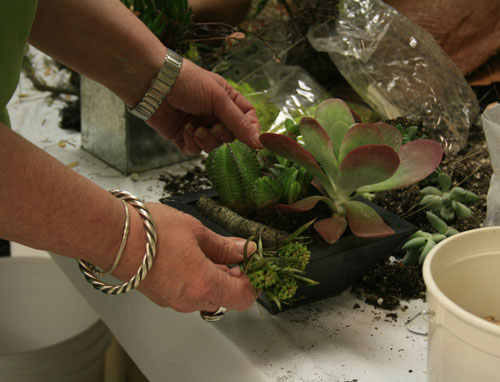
[161,189,417,314]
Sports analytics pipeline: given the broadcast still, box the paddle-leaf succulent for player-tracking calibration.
[260,98,444,244]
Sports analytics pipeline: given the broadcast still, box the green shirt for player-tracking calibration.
[0,0,38,126]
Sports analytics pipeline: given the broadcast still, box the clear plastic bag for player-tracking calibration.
[225,61,331,133]
[482,104,500,226]
[307,0,480,154]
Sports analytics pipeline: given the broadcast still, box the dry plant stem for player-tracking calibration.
[196,195,289,247]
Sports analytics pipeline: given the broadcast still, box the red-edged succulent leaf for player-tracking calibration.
[315,99,355,159]
[315,99,355,128]
[314,216,347,244]
[374,122,402,152]
[299,117,338,180]
[338,123,384,162]
[337,145,400,196]
[345,200,395,238]
[275,195,333,212]
[357,139,443,193]
[260,132,325,176]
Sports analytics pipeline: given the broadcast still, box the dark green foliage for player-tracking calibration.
[121,0,192,48]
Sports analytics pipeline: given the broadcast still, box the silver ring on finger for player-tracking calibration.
[200,306,227,322]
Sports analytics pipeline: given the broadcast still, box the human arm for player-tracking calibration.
[0,122,256,312]
[28,0,261,155]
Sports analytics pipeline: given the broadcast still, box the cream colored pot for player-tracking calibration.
[423,227,500,382]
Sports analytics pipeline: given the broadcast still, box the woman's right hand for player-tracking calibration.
[113,202,257,313]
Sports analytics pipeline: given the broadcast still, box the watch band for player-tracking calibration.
[128,49,183,120]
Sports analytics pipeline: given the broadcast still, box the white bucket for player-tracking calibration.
[422,227,500,382]
[0,257,111,381]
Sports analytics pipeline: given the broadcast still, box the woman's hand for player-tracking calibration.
[114,202,257,313]
[146,59,262,156]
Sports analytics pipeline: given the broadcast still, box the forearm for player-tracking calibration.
[28,0,165,107]
[0,123,144,271]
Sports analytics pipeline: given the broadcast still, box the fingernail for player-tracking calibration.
[211,123,225,139]
[195,127,209,141]
[184,123,194,135]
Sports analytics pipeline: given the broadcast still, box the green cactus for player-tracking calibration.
[206,140,314,212]
[206,141,261,213]
[420,172,479,222]
[402,211,459,266]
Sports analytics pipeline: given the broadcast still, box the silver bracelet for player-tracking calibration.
[105,197,130,274]
[78,190,157,295]
[127,48,183,120]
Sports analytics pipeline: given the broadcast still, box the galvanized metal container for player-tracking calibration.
[80,76,188,175]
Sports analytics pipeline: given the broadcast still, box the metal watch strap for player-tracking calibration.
[128,49,183,120]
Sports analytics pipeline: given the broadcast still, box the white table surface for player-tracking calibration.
[6,49,429,382]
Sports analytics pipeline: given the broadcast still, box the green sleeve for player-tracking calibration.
[0,0,38,127]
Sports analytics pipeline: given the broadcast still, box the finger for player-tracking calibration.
[210,123,235,143]
[182,123,202,156]
[198,229,257,265]
[212,78,262,149]
[209,267,256,311]
[194,126,221,153]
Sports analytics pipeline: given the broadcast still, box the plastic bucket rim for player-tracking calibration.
[422,226,500,337]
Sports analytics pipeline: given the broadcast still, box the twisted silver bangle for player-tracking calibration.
[78,190,157,295]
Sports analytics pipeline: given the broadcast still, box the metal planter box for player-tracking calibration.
[161,189,417,314]
[80,76,188,175]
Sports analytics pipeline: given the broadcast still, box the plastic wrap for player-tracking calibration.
[482,104,500,227]
[227,62,331,133]
[307,0,480,154]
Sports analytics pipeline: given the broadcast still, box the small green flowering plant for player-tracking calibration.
[240,220,319,310]
[260,98,444,244]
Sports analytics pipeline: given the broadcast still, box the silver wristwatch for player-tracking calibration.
[128,49,183,120]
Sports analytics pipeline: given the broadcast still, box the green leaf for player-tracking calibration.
[426,211,448,234]
[338,123,384,163]
[345,200,395,238]
[437,172,452,192]
[403,247,421,266]
[299,117,339,181]
[357,140,443,193]
[402,236,426,250]
[337,145,400,196]
[313,216,348,244]
[315,99,355,159]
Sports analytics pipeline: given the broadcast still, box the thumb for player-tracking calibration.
[198,227,257,265]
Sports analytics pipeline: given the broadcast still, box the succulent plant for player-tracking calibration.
[241,220,318,311]
[259,98,444,244]
[419,172,480,222]
[402,211,459,266]
[206,141,314,212]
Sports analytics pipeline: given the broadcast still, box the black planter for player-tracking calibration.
[160,190,417,314]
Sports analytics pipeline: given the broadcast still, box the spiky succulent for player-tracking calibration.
[206,141,313,212]
[260,98,444,244]
[420,172,479,222]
